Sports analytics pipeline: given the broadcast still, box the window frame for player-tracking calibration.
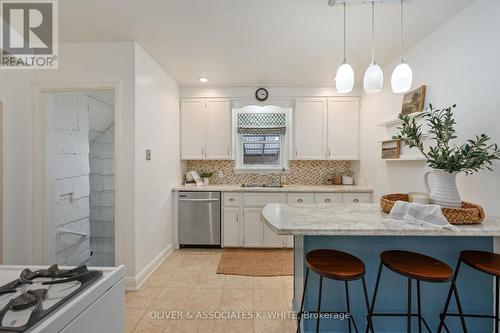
[232,106,291,173]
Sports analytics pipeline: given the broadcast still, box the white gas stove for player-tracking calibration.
[0,265,124,332]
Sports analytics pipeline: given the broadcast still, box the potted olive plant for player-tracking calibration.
[397,104,500,208]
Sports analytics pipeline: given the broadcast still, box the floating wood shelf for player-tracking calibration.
[383,155,427,162]
[378,111,426,127]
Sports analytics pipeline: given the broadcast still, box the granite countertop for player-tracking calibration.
[172,184,373,193]
[262,203,500,237]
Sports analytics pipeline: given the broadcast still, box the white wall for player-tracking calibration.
[133,45,181,283]
[359,0,500,216]
[1,71,34,264]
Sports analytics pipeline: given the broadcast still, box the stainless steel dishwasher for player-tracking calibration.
[178,191,221,247]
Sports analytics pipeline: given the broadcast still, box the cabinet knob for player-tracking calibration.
[325,199,331,203]
[297,199,303,203]
[353,199,360,203]
[229,198,235,202]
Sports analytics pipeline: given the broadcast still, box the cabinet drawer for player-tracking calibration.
[243,193,285,206]
[287,193,314,204]
[224,193,241,207]
[314,193,342,204]
[342,193,372,204]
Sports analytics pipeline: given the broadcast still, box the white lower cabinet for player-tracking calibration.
[243,208,265,247]
[223,207,241,247]
[221,191,372,248]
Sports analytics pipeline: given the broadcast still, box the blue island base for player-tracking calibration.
[293,236,494,333]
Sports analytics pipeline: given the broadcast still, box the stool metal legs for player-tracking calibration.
[296,268,370,333]
[438,258,500,333]
[367,263,432,333]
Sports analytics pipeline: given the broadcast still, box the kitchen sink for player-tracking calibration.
[240,184,283,188]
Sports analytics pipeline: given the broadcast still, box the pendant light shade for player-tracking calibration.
[391,62,412,93]
[336,63,355,94]
[391,0,413,93]
[363,2,383,94]
[335,3,354,94]
[363,63,384,94]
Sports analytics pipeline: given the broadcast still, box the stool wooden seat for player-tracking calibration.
[368,250,454,333]
[460,250,500,277]
[381,250,453,283]
[306,249,365,281]
[298,249,370,333]
[438,250,500,333]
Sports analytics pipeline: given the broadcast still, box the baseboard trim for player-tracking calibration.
[125,243,174,291]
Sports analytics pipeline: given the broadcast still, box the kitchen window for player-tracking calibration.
[233,107,291,171]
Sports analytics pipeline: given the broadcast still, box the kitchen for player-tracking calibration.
[0,0,499,332]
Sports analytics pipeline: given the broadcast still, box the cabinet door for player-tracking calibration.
[287,193,314,204]
[294,99,327,160]
[263,222,285,248]
[181,99,206,159]
[243,208,263,247]
[206,99,231,159]
[327,100,360,160]
[223,207,241,247]
[314,193,342,204]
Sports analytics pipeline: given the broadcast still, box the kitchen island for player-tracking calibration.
[263,203,500,333]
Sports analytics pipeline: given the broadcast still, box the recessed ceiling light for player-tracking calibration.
[198,77,209,83]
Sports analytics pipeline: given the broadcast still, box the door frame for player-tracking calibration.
[0,102,3,263]
[32,82,122,265]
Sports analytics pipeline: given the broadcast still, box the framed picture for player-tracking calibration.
[401,85,426,116]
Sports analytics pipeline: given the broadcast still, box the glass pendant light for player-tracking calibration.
[335,3,354,94]
[363,1,384,94]
[391,0,413,93]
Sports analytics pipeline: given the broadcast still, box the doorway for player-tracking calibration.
[43,90,115,267]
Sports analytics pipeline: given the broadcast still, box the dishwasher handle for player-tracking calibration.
[179,198,220,202]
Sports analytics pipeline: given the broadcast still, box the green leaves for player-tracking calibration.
[396,103,500,175]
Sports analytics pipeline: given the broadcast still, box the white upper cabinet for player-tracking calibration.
[327,99,360,160]
[181,98,231,160]
[293,98,359,160]
[294,99,327,160]
[205,99,231,159]
[181,99,205,159]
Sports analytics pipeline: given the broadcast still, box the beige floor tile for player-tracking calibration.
[218,288,253,311]
[150,287,192,310]
[175,319,215,333]
[282,276,293,290]
[125,308,145,333]
[213,319,253,333]
[134,311,178,333]
[126,287,160,309]
[253,289,288,311]
[143,270,174,288]
[254,276,285,289]
[194,272,226,289]
[167,269,200,288]
[180,288,223,311]
[253,318,296,333]
[223,275,255,289]
[180,255,212,271]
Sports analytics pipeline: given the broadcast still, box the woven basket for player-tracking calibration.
[380,193,485,225]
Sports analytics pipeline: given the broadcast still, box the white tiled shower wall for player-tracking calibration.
[52,95,92,265]
[89,125,115,266]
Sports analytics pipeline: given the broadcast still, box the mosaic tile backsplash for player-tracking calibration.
[185,160,352,185]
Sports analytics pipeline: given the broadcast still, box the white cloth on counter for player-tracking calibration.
[388,201,458,231]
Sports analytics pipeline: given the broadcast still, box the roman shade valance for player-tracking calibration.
[237,113,287,135]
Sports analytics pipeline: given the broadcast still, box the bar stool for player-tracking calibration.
[367,250,453,333]
[297,249,371,333]
[438,250,500,333]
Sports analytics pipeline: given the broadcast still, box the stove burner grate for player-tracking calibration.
[0,265,102,332]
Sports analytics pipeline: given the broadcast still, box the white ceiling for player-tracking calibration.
[59,0,473,87]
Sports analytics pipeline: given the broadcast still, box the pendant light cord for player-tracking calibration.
[371,1,375,63]
[400,0,404,62]
[343,3,346,63]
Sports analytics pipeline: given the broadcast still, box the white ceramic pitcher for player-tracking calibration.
[424,170,462,208]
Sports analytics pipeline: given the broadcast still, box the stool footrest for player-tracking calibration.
[441,312,499,320]
[370,312,432,333]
